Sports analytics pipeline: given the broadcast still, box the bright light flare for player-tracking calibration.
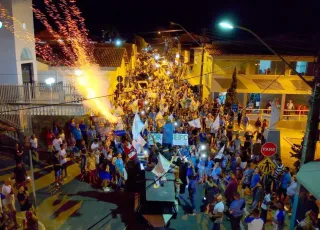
[154,54,160,60]
[115,39,122,46]
[219,22,234,29]
[175,53,180,59]
[201,145,206,150]
[45,77,55,85]
[155,63,160,68]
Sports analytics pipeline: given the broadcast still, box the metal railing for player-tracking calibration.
[0,83,84,104]
[244,108,309,121]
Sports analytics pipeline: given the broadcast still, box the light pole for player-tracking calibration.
[219,21,320,229]
[170,22,205,102]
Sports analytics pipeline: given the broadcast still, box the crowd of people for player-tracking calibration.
[1,49,319,230]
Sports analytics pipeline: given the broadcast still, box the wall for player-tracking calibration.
[12,0,38,83]
[0,0,18,83]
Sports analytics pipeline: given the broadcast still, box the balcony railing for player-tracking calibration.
[0,83,84,104]
[245,108,309,121]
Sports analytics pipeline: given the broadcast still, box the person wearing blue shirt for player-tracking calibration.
[72,124,83,148]
[227,192,246,230]
[197,156,206,183]
[272,201,286,230]
[278,167,291,202]
[211,163,222,185]
[188,174,197,215]
[205,156,214,181]
[250,167,261,202]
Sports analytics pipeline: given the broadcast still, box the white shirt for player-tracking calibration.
[91,142,100,151]
[261,193,271,210]
[53,138,62,151]
[30,138,38,149]
[212,201,224,223]
[59,149,67,164]
[1,184,14,205]
[247,218,264,230]
[234,139,241,151]
[287,182,297,196]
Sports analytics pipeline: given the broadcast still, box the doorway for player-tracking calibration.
[21,63,34,100]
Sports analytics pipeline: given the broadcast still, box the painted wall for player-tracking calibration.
[0,0,38,84]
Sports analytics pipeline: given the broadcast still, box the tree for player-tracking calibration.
[225,67,238,108]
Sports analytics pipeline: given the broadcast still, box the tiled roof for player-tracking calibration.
[93,46,128,67]
[37,43,129,68]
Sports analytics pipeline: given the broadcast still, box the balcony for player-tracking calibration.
[0,82,84,104]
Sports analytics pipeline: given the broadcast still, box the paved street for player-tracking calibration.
[0,125,306,230]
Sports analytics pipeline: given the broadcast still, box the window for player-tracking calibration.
[259,60,271,74]
[22,23,26,30]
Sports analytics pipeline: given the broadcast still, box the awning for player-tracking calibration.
[211,75,312,95]
[296,161,320,200]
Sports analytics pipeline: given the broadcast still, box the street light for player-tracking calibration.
[219,20,319,230]
[45,77,55,103]
[115,39,122,46]
[170,22,205,102]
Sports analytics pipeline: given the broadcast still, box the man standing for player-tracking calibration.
[227,192,246,230]
[233,134,242,152]
[244,208,264,230]
[286,100,294,120]
[225,172,238,208]
[2,178,20,228]
[53,134,62,152]
[46,129,55,153]
[242,114,250,131]
[72,124,83,149]
[208,194,224,230]
[278,167,291,202]
[59,144,68,178]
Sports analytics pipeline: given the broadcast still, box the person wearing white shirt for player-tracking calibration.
[244,208,264,230]
[30,134,39,163]
[53,135,62,151]
[2,178,19,228]
[286,175,298,206]
[59,144,68,178]
[91,139,100,151]
[208,194,224,229]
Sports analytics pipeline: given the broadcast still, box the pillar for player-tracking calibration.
[280,94,286,119]
[242,93,248,108]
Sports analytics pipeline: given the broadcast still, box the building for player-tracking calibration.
[0,0,136,142]
[188,42,314,125]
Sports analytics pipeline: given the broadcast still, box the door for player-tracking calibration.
[21,63,34,101]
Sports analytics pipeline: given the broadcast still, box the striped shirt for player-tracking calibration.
[273,163,284,180]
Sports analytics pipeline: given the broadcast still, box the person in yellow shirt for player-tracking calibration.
[86,152,96,185]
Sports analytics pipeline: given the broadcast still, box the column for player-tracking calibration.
[280,94,286,119]
[242,93,248,108]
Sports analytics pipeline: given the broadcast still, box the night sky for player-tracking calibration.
[33,0,320,41]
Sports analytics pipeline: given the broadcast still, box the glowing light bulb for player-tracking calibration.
[75,69,83,76]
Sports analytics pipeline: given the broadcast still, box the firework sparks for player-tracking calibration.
[0,1,117,123]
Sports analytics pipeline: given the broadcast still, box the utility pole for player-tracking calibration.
[199,42,205,103]
[199,28,206,103]
[290,53,320,229]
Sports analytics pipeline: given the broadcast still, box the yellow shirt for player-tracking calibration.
[87,156,96,171]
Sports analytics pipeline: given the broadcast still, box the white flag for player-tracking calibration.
[168,114,174,122]
[211,114,220,130]
[188,118,202,128]
[132,113,144,140]
[152,153,171,177]
[215,145,225,160]
[142,119,148,133]
[132,135,146,153]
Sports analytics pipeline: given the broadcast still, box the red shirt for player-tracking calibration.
[124,144,134,155]
[46,132,55,145]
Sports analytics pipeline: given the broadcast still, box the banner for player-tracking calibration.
[148,133,163,145]
[172,133,189,146]
[132,113,144,140]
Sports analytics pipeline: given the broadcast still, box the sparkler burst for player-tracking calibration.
[0,0,117,123]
